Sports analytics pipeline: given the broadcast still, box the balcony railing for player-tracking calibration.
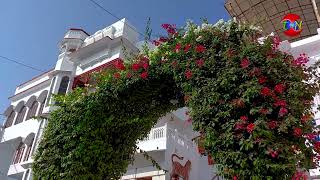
[138,125,167,151]
[141,126,166,142]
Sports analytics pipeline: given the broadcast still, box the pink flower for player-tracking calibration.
[196,59,205,67]
[158,37,168,42]
[314,142,320,151]
[184,44,192,52]
[132,63,140,71]
[274,100,287,107]
[114,61,126,71]
[195,45,206,53]
[258,76,267,84]
[292,53,309,66]
[142,63,149,70]
[161,24,176,34]
[161,24,171,29]
[240,116,248,121]
[261,87,272,97]
[272,36,281,50]
[233,176,238,180]
[293,127,302,137]
[185,70,193,79]
[240,58,250,69]
[153,40,160,46]
[279,107,288,117]
[140,56,149,63]
[175,43,181,52]
[113,72,121,79]
[274,84,285,94]
[140,72,148,79]
[268,149,278,158]
[247,123,255,133]
[305,133,316,140]
[292,171,307,180]
[268,121,277,129]
[235,122,246,130]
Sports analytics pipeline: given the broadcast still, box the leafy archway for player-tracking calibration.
[33,20,320,180]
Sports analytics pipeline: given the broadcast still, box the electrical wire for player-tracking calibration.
[87,0,156,40]
[0,55,45,73]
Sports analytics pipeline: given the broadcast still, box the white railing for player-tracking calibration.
[141,126,166,142]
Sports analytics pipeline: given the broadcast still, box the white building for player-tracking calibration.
[0,19,218,180]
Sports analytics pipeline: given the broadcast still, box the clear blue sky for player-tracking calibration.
[0,0,229,123]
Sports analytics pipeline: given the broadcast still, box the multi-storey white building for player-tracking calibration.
[0,19,217,180]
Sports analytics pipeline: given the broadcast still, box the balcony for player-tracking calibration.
[137,125,167,152]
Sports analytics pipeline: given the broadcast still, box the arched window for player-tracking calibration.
[12,143,25,164]
[4,111,15,128]
[14,106,27,125]
[23,138,34,162]
[38,98,46,116]
[58,76,70,95]
[26,101,39,120]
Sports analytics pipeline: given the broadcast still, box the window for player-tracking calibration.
[14,106,27,125]
[38,99,46,115]
[12,143,25,164]
[58,76,70,95]
[23,138,34,162]
[4,111,15,128]
[26,101,38,120]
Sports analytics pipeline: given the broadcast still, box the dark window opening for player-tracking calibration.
[14,106,27,125]
[58,76,70,95]
[23,138,34,162]
[12,143,25,164]
[4,111,15,128]
[26,101,38,120]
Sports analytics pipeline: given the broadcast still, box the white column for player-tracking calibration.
[27,169,32,180]
[22,107,30,122]
[11,112,18,126]
[30,119,46,159]
[20,144,28,163]
[21,170,27,180]
[35,102,41,116]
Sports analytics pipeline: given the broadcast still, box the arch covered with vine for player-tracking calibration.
[33,20,320,180]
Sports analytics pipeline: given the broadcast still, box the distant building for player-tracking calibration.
[225,0,320,42]
[0,19,218,180]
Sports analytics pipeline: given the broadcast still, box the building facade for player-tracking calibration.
[0,19,218,180]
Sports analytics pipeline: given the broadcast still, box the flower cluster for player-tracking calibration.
[293,53,309,66]
[113,56,150,80]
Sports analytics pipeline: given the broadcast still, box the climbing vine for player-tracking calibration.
[33,20,320,180]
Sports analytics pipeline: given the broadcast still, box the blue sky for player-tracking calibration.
[0,0,229,123]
